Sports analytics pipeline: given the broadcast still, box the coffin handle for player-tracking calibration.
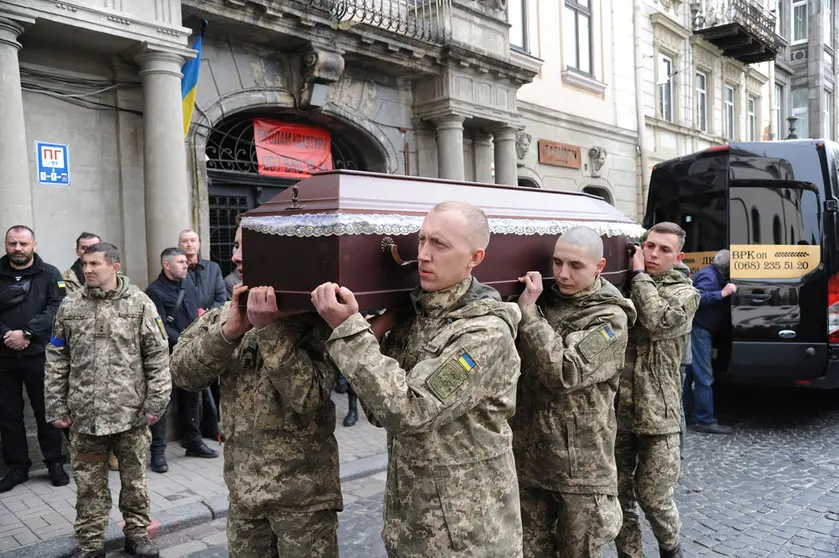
[381,237,418,268]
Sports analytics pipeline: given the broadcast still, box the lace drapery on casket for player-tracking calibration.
[240,171,644,310]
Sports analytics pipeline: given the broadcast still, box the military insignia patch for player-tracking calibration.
[57,281,65,289]
[154,316,167,339]
[578,325,616,363]
[426,350,477,401]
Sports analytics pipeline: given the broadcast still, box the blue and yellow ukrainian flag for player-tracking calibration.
[181,20,207,137]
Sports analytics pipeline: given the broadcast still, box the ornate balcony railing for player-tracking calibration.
[691,0,781,63]
[309,0,452,44]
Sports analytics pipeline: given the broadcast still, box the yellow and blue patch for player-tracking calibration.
[599,326,615,342]
[458,352,476,372]
[57,281,65,289]
[49,337,65,348]
[154,316,167,339]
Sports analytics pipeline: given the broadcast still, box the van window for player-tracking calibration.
[730,186,820,247]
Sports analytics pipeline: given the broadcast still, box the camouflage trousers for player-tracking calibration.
[520,487,621,558]
[227,506,338,558]
[69,426,151,552]
[614,431,681,557]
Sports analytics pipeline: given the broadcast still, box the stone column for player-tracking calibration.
[473,131,494,184]
[136,46,192,283]
[493,125,518,186]
[0,16,33,228]
[433,115,466,180]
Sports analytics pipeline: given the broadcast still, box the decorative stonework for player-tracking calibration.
[515,131,532,166]
[299,45,346,108]
[588,146,607,177]
[652,12,690,54]
[723,61,744,83]
[691,39,718,72]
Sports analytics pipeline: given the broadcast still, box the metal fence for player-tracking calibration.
[692,0,781,51]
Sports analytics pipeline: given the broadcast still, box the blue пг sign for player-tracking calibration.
[35,142,70,186]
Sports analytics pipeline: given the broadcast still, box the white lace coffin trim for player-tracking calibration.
[242,213,645,239]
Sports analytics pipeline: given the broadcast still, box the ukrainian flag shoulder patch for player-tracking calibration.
[49,337,65,348]
[426,349,478,402]
[578,324,618,363]
[154,316,167,339]
[57,281,65,289]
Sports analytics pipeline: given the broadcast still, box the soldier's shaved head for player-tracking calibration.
[556,226,604,263]
[430,201,490,250]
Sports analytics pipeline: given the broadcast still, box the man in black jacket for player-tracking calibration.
[0,226,68,492]
[178,230,225,441]
[145,248,218,473]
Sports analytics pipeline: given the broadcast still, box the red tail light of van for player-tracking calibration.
[829,273,839,343]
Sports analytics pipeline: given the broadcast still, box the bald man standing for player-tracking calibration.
[512,227,637,558]
[312,201,524,558]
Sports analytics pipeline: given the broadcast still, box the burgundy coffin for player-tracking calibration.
[240,170,644,311]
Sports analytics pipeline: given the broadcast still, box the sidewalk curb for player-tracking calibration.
[2,452,388,558]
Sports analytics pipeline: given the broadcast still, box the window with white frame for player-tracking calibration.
[507,0,536,53]
[696,71,708,132]
[775,83,785,139]
[774,0,783,36]
[564,0,592,75]
[792,87,809,138]
[724,85,736,139]
[824,0,832,46]
[825,90,833,139]
[792,0,808,44]
[658,54,674,122]
[748,96,757,141]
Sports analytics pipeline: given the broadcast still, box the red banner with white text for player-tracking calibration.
[253,118,333,178]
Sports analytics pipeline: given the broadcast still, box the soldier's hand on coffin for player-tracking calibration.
[517,271,544,306]
[222,283,253,341]
[311,283,359,329]
[631,244,646,272]
[247,286,287,329]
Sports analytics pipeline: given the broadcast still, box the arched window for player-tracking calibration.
[518,177,540,188]
[582,186,613,205]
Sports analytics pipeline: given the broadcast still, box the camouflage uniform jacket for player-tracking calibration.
[512,277,637,496]
[61,265,83,293]
[617,269,699,436]
[327,277,523,557]
[170,307,342,516]
[44,275,171,436]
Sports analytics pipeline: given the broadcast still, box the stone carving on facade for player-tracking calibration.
[515,131,532,166]
[588,146,607,177]
[299,46,346,108]
[655,0,682,14]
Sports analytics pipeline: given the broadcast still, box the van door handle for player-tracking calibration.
[748,293,771,304]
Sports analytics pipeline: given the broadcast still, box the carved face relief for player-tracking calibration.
[515,132,532,161]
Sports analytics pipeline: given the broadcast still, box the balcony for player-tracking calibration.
[690,0,781,64]
[309,0,452,44]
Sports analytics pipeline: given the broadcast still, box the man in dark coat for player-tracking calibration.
[0,225,68,491]
[178,230,225,441]
[145,247,218,473]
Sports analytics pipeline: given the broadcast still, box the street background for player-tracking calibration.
[4,385,839,557]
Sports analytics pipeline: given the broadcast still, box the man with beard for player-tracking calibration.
[0,225,68,492]
[171,224,343,557]
[62,232,101,293]
[512,226,636,558]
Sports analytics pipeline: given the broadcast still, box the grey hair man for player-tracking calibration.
[683,249,735,435]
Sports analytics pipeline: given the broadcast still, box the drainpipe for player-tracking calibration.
[633,0,649,221]
[769,59,776,140]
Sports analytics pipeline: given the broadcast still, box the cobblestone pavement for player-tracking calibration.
[0,393,386,554]
[138,384,839,558]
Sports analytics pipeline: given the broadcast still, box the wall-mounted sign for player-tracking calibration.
[253,118,333,179]
[538,140,581,169]
[35,142,70,186]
